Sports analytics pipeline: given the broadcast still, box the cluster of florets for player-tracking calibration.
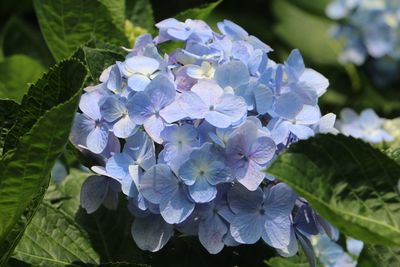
[326,0,400,85]
[70,18,337,255]
[336,108,393,143]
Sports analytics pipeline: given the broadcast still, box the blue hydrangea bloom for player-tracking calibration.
[70,18,337,256]
[326,0,400,85]
[336,108,394,143]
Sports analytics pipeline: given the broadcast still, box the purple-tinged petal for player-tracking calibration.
[146,75,176,110]
[113,115,138,138]
[70,113,94,148]
[180,91,208,118]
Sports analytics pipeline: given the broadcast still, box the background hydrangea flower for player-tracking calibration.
[335,108,394,143]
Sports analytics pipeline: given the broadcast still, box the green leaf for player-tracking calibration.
[2,17,54,67]
[267,134,400,247]
[0,59,87,264]
[12,202,100,266]
[357,244,400,267]
[34,0,129,61]
[175,0,222,21]
[0,55,45,102]
[0,99,19,156]
[3,59,86,153]
[126,0,154,31]
[272,0,340,65]
[99,0,126,29]
[81,46,124,82]
[43,169,145,263]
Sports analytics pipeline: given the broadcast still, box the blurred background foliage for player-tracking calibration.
[1,0,399,117]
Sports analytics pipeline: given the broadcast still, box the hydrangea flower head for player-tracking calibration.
[326,0,400,85]
[335,108,394,143]
[70,18,337,256]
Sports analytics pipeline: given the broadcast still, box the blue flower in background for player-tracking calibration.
[326,0,400,85]
[336,108,394,143]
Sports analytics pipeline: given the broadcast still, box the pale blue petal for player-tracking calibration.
[106,153,134,180]
[180,91,208,119]
[160,186,195,224]
[125,56,160,75]
[217,19,248,40]
[124,131,156,170]
[127,74,151,92]
[214,94,247,124]
[189,179,217,203]
[264,183,297,217]
[228,184,263,214]
[79,91,104,120]
[131,214,174,252]
[230,212,263,244]
[274,92,303,119]
[160,99,187,123]
[198,214,227,254]
[214,61,249,89]
[144,115,165,144]
[107,65,122,92]
[276,227,298,257]
[286,49,305,78]
[80,175,108,214]
[139,164,178,205]
[113,115,138,138]
[289,124,314,140]
[295,105,321,125]
[70,113,94,148]
[262,215,292,249]
[86,125,109,154]
[237,160,265,191]
[146,75,176,110]
[254,84,274,115]
[249,136,276,165]
[101,96,126,122]
[128,91,154,124]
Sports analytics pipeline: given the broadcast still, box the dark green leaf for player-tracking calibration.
[3,59,86,153]
[99,0,126,29]
[0,99,19,156]
[126,0,154,31]
[268,134,400,246]
[82,46,124,82]
[44,169,145,263]
[266,257,311,267]
[0,55,45,102]
[2,17,54,67]
[0,59,87,264]
[357,244,400,267]
[272,0,340,66]
[12,202,100,266]
[34,0,129,61]
[175,0,222,21]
